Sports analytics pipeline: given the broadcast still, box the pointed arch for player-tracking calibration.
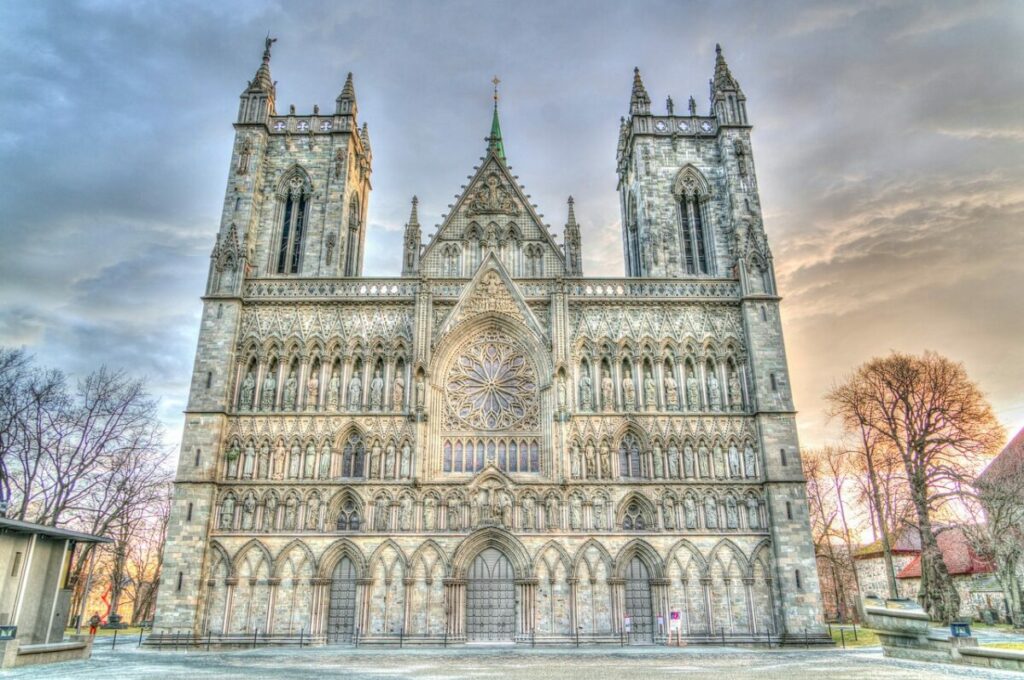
[671,164,710,199]
[273,539,317,578]
[451,527,532,579]
[533,539,573,575]
[367,538,409,573]
[614,539,665,579]
[207,540,233,579]
[317,538,366,579]
[666,539,709,579]
[707,538,750,574]
[409,539,451,575]
[571,539,614,578]
[615,491,657,530]
[231,538,273,576]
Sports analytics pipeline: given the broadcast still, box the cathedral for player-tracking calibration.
[153,39,826,645]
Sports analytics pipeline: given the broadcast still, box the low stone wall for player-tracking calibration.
[0,636,94,668]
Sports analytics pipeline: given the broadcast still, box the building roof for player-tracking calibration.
[853,525,922,559]
[896,527,993,579]
[977,427,1024,486]
[0,517,112,544]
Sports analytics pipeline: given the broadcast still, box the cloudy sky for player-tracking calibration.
[1,0,1022,453]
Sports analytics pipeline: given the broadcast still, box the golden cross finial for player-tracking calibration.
[492,76,501,104]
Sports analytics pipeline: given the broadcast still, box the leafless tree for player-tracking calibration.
[827,351,1003,622]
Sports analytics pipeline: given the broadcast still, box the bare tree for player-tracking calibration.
[828,351,1003,622]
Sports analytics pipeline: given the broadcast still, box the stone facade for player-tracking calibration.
[153,40,826,644]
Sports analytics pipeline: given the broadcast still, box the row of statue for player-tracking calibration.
[568,441,758,480]
[225,439,412,481]
[217,489,764,534]
[575,369,743,412]
[238,367,426,412]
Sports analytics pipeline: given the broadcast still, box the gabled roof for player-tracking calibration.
[853,524,922,559]
[421,146,566,266]
[0,517,111,544]
[435,251,548,343]
[897,527,994,579]
[977,427,1024,486]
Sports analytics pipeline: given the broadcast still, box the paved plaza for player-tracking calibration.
[6,644,1023,680]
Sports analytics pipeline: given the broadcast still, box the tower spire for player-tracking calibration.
[335,72,358,118]
[630,67,651,116]
[564,196,583,276]
[487,76,507,162]
[402,195,422,276]
[238,35,277,123]
[709,43,747,124]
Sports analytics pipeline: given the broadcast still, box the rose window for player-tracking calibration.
[445,332,538,432]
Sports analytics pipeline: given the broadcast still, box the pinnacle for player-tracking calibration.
[630,67,651,115]
[566,196,578,226]
[408,195,420,225]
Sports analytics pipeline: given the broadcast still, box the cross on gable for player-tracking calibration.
[273,121,286,132]
[320,121,332,132]
[297,121,310,132]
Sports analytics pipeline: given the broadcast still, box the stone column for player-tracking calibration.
[567,577,579,640]
[383,353,394,412]
[223,577,237,633]
[608,577,625,633]
[651,578,671,640]
[253,358,267,411]
[297,354,309,410]
[443,578,465,638]
[516,578,538,637]
[743,577,756,634]
[653,359,664,411]
[340,354,353,412]
[402,576,415,635]
[356,577,373,637]
[265,577,280,633]
[700,577,713,635]
[311,577,331,637]
[361,353,372,411]
[632,357,642,411]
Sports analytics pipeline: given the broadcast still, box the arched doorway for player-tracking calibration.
[466,547,515,641]
[624,556,654,642]
[327,557,357,642]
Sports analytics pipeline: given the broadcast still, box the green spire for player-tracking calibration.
[487,76,506,162]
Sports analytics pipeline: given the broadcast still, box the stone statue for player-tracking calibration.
[684,497,697,529]
[698,446,710,478]
[644,373,656,411]
[747,497,760,529]
[273,441,286,480]
[370,442,382,478]
[584,443,596,479]
[579,373,593,410]
[668,445,680,478]
[570,496,582,530]
[683,445,695,478]
[570,443,581,479]
[348,372,362,410]
[261,371,277,410]
[284,495,297,531]
[220,495,235,529]
[369,369,384,410]
[320,442,332,479]
[664,373,678,410]
[545,496,558,530]
[225,445,239,478]
[242,442,255,479]
[423,497,436,530]
[522,496,535,530]
[289,442,301,479]
[475,488,491,525]
[392,374,405,410]
[653,443,664,478]
[714,446,725,479]
[557,376,567,410]
[686,374,699,411]
[400,443,412,478]
[599,443,611,479]
[728,445,741,478]
[375,497,389,531]
[258,443,269,479]
[663,498,676,530]
[726,496,739,528]
[327,370,341,411]
[399,496,413,531]
[447,499,460,531]
[601,374,614,411]
[283,370,298,410]
[240,371,256,410]
[306,495,320,530]
[744,445,757,478]
[263,494,278,531]
[499,490,513,527]
[622,374,635,410]
[708,373,721,411]
[307,371,319,409]
[415,375,425,408]
[704,496,718,529]
[593,496,605,530]
[384,444,396,479]
[304,442,316,478]
[728,372,742,410]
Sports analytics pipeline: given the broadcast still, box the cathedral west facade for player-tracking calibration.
[153,39,826,645]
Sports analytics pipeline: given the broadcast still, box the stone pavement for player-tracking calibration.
[6,644,1024,679]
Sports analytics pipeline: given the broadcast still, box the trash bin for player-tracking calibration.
[950,621,971,638]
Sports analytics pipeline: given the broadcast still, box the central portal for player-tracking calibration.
[466,547,515,641]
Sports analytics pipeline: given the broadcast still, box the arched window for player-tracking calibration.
[340,433,365,478]
[622,502,646,530]
[276,175,311,274]
[619,433,642,478]
[336,498,361,531]
[674,166,712,276]
[344,196,361,276]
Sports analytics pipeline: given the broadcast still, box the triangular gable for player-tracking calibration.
[421,149,566,265]
[467,462,516,489]
[435,251,548,342]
